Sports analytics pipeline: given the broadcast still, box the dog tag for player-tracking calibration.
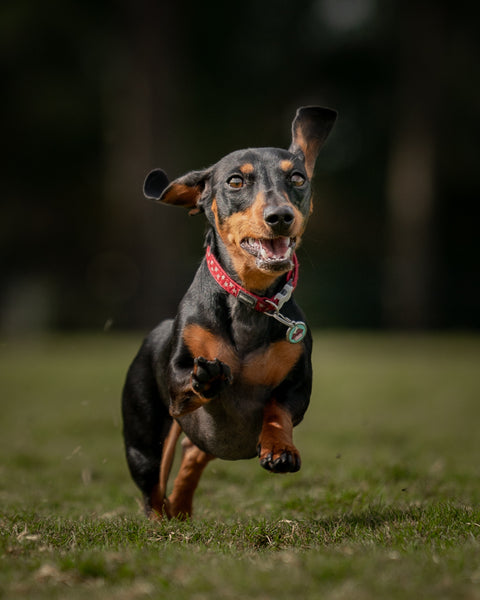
[286,321,307,344]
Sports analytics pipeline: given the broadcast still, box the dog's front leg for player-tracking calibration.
[168,357,232,418]
[257,398,301,473]
[255,341,311,474]
[168,323,236,417]
[191,356,233,399]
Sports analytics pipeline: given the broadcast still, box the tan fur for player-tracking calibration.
[183,324,303,389]
[149,420,182,519]
[211,197,306,293]
[167,437,215,519]
[280,159,294,171]
[257,399,300,465]
[240,162,255,174]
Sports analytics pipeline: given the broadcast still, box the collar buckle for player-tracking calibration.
[272,281,294,311]
[237,290,258,309]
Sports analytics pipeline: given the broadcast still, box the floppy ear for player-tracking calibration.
[289,106,337,178]
[143,168,211,215]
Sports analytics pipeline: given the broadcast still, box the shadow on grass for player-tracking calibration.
[138,501,479,551]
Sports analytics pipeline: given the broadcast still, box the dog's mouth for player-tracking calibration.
[240,236,296,270]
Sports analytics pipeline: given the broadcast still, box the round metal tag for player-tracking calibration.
[286,321,307,344]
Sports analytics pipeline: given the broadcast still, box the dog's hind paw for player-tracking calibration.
[192,357,232,399]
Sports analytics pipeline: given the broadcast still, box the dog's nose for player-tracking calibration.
[264,205,295,235]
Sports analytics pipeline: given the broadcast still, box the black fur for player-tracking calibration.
[122,107,337,514]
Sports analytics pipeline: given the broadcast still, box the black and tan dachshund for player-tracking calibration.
[122,106,337,519]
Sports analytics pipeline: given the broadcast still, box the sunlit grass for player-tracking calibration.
[1,332,479,599]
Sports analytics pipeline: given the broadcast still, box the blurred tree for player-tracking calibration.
[100,0,199,328]
[0,0,478,331]
[383,1,443,328]
[0,0,106,329]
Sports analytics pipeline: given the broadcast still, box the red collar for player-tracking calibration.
[205,245,299,313]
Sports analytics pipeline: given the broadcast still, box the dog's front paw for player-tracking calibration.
[192,357,232,399]
[257,442,301,473]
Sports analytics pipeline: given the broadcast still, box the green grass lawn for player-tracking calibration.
[1,332,480,599]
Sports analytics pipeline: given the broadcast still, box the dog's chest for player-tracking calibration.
[183,322,303,389]
[179,298,305,458]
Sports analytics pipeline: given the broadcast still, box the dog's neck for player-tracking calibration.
[205,245,298,313]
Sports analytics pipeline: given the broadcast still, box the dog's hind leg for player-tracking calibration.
[121,323,173,518]
[149,420,182,518]
[167,437,215,519]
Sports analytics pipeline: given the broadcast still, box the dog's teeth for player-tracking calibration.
[242,237,294,262]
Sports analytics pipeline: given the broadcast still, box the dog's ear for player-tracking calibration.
[289,106,337,178]
[143,168,211,216]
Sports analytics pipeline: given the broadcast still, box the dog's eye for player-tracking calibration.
[227,175,244,189]
[290,173,306,187]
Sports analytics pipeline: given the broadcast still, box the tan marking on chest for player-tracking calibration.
[183,324,303,388]
[242,340,303,387]
[183,324,240,375]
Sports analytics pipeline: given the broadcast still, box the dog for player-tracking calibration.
[122,106,337,519]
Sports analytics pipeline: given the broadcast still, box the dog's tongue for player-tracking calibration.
[260,237,290,259]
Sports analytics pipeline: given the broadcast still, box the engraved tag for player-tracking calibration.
[286,321,307,344]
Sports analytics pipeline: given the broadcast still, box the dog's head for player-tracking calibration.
[144,106,336,291]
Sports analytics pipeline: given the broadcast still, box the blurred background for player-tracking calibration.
[1,0,478,334]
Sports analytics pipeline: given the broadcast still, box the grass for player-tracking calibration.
[1,331,480,599]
